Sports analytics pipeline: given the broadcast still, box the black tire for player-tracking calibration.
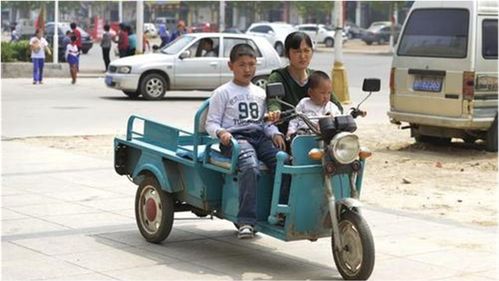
[365,41,372,46]
[325,37,334,48]
[378,37,386,45]
[415,135,451,145]
[82,49,89,54]
[122,90,140,99]
[252,75,268,89]
[140,73,167,100]
[135,176,174,243]
[332,210,375,280]
[486,114,498,152]
[274,42,284,56]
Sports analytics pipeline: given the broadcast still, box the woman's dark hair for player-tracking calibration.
[70,35,77,42]
[308,70,331,89]
[104,24,110,32]
[284,31,313,58]
[70,22,77,29]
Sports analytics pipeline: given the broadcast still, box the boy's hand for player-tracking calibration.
[266,111,281,122]
[218,131,233,146]
[273,134,286,151]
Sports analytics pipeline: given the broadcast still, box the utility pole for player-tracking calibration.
[137,0,144,54]
[119,0,123,23]
[331,0,350,104]
[53,0,58,63]
[219,0,225,32]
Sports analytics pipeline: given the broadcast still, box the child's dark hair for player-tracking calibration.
[71,35,77,42]
[284,31,313,58]
[65,30,71,35]
[70,22,77,29]
[229,43,256,62]
[308,71,331,89]
[104,24,110,32]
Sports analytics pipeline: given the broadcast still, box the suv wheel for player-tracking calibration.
[252,75,268,89]
[325,38,334,48]
[140,73,167,100]
[274,42,284,56]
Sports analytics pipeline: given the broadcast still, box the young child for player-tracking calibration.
[287,71,342,138]
[205,44,286,239]
[66,35,80,84]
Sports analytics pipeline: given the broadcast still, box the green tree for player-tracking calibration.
[293,1,334,23]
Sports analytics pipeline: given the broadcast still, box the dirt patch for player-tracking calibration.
[14,123,497,227]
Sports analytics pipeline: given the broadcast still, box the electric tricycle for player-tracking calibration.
[114,78,380,280]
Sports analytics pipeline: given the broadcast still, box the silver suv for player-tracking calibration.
[246,22,296,56]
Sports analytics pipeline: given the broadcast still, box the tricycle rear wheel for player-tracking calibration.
[135,176,174,243]
[332,209,375,280]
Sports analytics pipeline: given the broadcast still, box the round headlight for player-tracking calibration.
[330,132,360,164]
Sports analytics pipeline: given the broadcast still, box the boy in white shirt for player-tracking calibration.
[287,71,341,138]
[206,44,286,239]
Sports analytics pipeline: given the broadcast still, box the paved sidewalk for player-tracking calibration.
[2,140,497,280]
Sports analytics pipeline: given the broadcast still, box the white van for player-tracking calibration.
[388,1,498,151]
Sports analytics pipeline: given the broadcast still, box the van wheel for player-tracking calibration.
[365,41,372,46]
[135,176,174,243]
[140,73,167,100]
[415,135,451,145]
[378,37,386,45]
[325,38,334,48]
[486,114,498,152]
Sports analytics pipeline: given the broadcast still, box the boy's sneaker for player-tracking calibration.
[237,225,254,239]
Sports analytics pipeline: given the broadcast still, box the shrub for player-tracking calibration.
[1,40,53,62]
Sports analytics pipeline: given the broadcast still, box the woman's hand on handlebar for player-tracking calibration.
[272,134,286,151]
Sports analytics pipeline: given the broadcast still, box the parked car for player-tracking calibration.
[105,33,282,100]
[389,0,498,151]
[361,21,401,45]
[144,23,158,38]
[246,22,296,56]
[222,27,244,34]
[344,21,363,39]
[190,22,218,33]
[45,22,93,61]
[296,24,347,48]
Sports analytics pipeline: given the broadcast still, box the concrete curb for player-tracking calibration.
[1,62,69,78]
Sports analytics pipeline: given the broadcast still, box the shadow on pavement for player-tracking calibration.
[99,96,208,102]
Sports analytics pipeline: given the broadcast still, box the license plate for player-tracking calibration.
[413,76,443,92]
[105,76,113,86]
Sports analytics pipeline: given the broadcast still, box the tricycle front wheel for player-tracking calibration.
[135,176,174,243]
[332,210,375,280]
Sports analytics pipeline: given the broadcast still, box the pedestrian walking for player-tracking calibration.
[158,23,170,47]
[66,35,80,84]
[101,24,112,71]
[170,20,187,42]
[126,25,137,56]
[10,26,19,42]
[29,29,51,85]
[114,23,129,58]
[70,22,82,52]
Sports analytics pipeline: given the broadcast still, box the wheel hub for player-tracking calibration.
[146,198,157,221]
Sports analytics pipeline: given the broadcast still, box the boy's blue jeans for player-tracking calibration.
[32,58,44,82]
[221,129,290,226]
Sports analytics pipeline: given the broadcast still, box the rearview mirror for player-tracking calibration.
[266,82,285,98]
[362,78,380,92]
[179,50,190,59]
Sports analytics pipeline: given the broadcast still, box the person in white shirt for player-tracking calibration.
[29,29,51,84]
[65,35,80,84]
[287,71,341,138]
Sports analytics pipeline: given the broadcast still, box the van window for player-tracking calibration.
[482,19,498,59]
[397,9,469,58]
